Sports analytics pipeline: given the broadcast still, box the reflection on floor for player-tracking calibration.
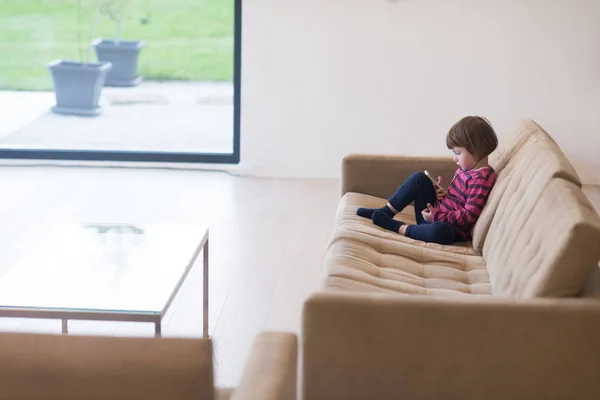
[0,82,233,153]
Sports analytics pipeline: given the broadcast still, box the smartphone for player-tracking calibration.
[424,170,444,189]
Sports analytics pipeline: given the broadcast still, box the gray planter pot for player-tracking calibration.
[47,60,112,117]
[93,38,145,87]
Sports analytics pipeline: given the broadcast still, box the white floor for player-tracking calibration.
[0,166,339,388]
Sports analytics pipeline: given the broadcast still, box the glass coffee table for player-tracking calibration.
[0,222,209,338]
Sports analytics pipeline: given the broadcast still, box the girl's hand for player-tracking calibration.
[421,203,434,222]
[435,176,447,200]
[436,187,448,200]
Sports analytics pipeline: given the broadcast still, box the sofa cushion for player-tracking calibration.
[473,119,582,252]
[323,193,491,296]
[483,178,600,297]
[337,193,480,254]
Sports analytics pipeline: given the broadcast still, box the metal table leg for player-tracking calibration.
[203,236,209,338]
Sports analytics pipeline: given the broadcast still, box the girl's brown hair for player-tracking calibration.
[446,116,498,160]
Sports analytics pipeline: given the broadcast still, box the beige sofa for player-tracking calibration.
[301,119,600,399]
[0,331,297,400]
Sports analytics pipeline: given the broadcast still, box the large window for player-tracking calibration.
[0,0,240,164]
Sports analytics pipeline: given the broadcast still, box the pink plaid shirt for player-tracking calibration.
[430,167,496,240]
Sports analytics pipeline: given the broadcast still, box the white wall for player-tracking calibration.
[239,0,600,184]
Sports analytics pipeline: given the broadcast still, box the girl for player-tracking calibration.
[357,116,498,245]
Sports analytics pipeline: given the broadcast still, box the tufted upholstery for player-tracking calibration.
[482,178,600,297]
[324,193,490,296]
[488,119,580,183]
[323,119,600,299]
[472,119,582,252]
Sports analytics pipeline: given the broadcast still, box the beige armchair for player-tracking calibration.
[0,331,297,400]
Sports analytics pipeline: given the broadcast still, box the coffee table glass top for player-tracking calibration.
[0,223,208,315]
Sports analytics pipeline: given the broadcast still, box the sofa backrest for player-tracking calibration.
[472,119,581,252]
[472,119,600,297]
[487,119,580,181]
[482,177,600,297]
[302,293,600,400]
[0,333,215,400]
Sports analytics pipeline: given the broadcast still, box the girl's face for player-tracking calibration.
[452,147,478,170]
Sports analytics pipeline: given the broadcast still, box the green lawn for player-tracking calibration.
[0,0,234,91]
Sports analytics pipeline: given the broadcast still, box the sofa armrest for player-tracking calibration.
[302,293,600,400]
[231,332,298,400]
[341,154,457,199]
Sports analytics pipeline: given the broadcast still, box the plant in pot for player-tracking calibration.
[92,0,145,87]
[47,0,112,116]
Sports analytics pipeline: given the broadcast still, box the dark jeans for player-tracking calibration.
[388,172,456,245]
